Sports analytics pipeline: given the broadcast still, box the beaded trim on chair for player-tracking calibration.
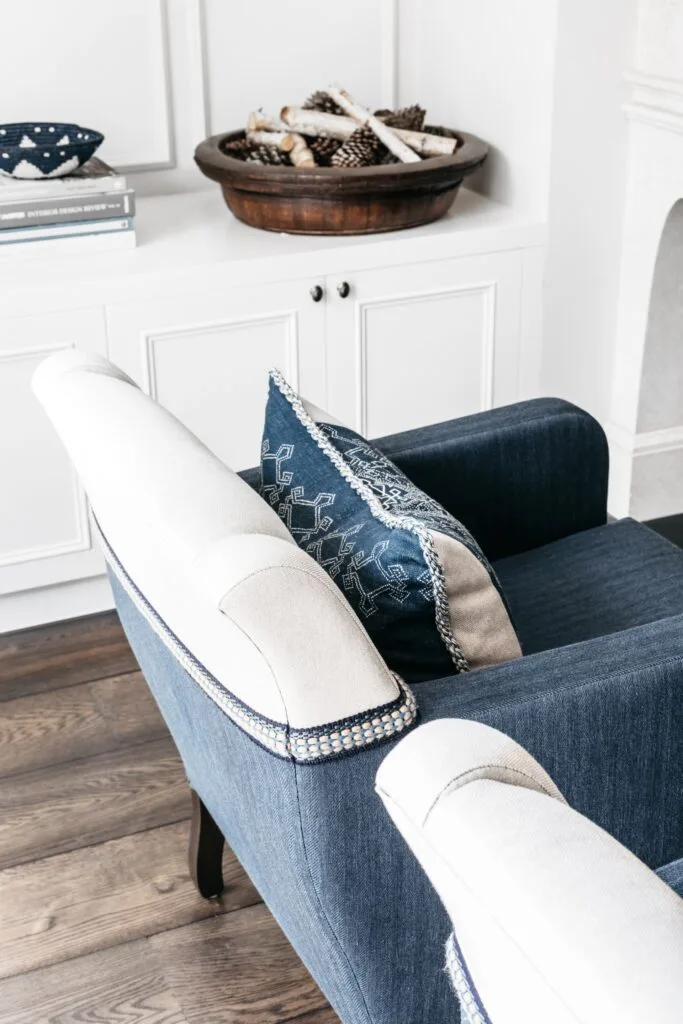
[95,520,418,763]
[269,369,470,674]
[445,932,492,1024]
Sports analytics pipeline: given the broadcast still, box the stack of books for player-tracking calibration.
[0,158,136,260]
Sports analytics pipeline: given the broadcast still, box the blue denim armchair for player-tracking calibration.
[34,351,683,1024]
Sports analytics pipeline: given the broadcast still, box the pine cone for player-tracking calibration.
[246,144,291,166]
[222,137,253,159]
[331,124,383,168]
[309,136,344,166]
[303,90,346,117]
[423,124,458,140]
[375,105,426,132]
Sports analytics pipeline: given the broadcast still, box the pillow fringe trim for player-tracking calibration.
[269,368,469,675]
[95,519,418,763]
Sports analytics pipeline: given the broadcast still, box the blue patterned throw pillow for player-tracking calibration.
[260,370,521,683]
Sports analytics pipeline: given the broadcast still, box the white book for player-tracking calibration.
[0,225,136,261]
[0,217,132,244]
[0,158,126,201]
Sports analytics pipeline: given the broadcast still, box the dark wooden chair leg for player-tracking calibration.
[189,789,225,899]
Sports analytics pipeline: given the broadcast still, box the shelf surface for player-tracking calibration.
[0,186,545,310]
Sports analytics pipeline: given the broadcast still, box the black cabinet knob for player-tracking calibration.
[337,281,351,298]
[310,284,324,302]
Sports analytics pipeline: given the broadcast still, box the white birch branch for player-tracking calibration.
[247,110,288,133]
[246,130,290,148]
[246,129,316,167]
[326,85,421,163]
[280,106,456,157]
[281,132,316,167]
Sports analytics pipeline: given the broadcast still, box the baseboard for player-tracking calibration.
[606,420,683,520]
[0,574,114,634]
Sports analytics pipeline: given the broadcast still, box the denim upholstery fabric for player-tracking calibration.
[111,573,454,1024]
[112,570,683,1024]
[657,857,683,898]
[418,614,683,870]
[494,519,683,654]
[259,373,518,683]
[244,397,609,561]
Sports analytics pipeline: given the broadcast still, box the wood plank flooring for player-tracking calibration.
[0,611,339,1024]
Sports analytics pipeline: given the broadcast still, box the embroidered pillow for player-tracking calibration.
[260,370,521,683]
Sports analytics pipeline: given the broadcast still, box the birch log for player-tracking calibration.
[280,106,456,157]
[246,130,290,148]
[326,85,421,163]
[247,110,288,133]
[246,130,316,166]
[281,132,316,167]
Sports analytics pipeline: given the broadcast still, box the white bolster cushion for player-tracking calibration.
[377,719,683,1024]
[33,350,410,753]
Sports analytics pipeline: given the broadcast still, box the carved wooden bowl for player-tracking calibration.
[194,129,488,235]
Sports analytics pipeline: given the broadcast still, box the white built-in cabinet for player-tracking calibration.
[0,188,545,630]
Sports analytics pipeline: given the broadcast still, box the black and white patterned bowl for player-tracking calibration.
[0,122,104,179]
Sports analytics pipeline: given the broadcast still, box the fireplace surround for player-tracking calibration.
[608,10,683,520]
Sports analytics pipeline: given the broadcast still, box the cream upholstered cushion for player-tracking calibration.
[33,351,416,760]
[376,719,683,1024]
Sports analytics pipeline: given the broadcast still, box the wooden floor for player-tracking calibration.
[0,612,339,1024]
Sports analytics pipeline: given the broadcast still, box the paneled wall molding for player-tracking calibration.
[355,281,495,436]
[380,0,399,110]
[623,70,683,135]
[140,312,300,399]
[118,0,177,174]
[0,342,91,568]
[191,0,212,140]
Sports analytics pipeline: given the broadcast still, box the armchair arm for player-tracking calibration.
[416,612,683,869]
[376,719,683,1024]
[374,398,609,559]
[241,398,609,560]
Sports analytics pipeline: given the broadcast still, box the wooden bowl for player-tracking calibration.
[194,129,488,235]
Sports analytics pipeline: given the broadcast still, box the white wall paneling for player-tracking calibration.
[397,0,559,217]
[2,0,175,173]
[203,0,387,137]
[0,308,107,598]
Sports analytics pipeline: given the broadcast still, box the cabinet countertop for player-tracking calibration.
[0,187,546,316]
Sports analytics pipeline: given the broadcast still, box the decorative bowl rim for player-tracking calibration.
[0,122,104,149]
[194,127,488,194]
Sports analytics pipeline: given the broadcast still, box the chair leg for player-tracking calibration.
[188,789,225,899]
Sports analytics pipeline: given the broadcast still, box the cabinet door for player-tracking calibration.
[106,279,326,472]
[0,308,107,596]
[324,253,523,437]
